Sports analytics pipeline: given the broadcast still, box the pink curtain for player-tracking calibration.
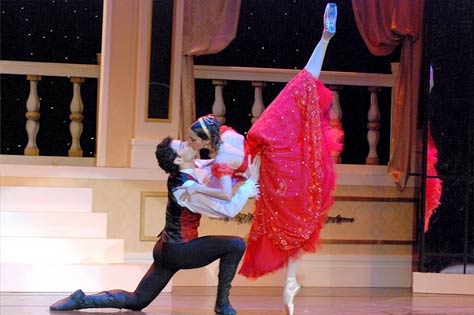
[352,0,425,191]
[179,0,241,139]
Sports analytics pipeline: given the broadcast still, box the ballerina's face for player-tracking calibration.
[188,129,211,151]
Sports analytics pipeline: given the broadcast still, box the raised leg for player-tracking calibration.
[304,3,338,79]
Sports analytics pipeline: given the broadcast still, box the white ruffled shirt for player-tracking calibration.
[173,166,257,219]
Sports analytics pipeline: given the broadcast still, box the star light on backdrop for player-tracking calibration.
[1,0,398,163]
[193,1,398,164]
[1,0,103,157]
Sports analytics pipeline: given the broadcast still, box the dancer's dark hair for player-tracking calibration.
[155,136,180,176]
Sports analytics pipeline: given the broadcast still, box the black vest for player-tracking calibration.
[159,172,201,243]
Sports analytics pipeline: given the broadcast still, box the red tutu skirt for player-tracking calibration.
[239,69,343,278]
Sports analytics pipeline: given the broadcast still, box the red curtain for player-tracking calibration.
[179,0,241,139]
[352,0,425,191]
[183,0,241,56]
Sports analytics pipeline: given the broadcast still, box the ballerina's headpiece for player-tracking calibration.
[197,115,214,140]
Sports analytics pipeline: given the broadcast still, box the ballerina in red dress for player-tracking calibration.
[241,4,341,315]
[185,4,342,315]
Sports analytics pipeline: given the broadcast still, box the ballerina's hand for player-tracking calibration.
[248,155,261,182]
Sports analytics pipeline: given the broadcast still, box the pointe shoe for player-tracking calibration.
[283,282,301,315]
[323,3,337,41]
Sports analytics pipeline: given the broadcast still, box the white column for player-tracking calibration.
[212,79,226,124]
[24,75,41,156]
[251,81,266,124]
[366,86,381,165]
[69,77,84,157]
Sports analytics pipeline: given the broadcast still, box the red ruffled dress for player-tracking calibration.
[425,126,442,232]
[239,69,343,279]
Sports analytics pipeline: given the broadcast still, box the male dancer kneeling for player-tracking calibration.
[50,136,260,315]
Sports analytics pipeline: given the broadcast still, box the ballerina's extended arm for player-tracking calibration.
[177,156,260,202]
[179,174,234,201]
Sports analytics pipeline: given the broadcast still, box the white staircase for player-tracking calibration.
[0,186,166,292]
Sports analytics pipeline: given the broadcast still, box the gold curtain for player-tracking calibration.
[352,0,425,191]
[179,0,241,139]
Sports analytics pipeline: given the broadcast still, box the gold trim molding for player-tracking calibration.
[335,196,417,202]
[140,191,167,241]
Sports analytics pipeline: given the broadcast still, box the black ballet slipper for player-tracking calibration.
[50,289,85,311]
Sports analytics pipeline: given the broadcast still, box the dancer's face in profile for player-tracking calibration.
[188,129,211,151]
[170,140,196,163]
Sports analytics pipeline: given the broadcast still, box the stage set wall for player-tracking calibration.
[1,165,415,288]
[1,0,424,290]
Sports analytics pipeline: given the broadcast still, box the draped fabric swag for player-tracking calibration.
[180,0,241,139]
[352,0,425,191]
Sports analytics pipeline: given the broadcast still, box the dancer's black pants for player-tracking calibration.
[113,235,245,310]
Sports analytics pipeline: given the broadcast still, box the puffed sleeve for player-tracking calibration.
[211,163,235,179]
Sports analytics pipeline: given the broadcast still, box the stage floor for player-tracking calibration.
[1,287,473,315]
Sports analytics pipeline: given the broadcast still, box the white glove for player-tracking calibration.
[240,178,260,199]
[242,155,261,182]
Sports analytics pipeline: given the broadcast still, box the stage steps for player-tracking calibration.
[0,186,93,212]
[1,211,108,238]
[0,237,124,264]
[0,186,167,292]
[0,263,152,292]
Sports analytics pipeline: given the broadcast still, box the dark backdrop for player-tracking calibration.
[418,0,474,273]
[1,0,398,163]
[1,0,102,157]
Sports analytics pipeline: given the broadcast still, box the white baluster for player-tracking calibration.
[366,86,381,165]
[24,75,41,156]
[212,79,226,124]
[69,77,84,157]
[251,81,266,124]
[329,85,343,163]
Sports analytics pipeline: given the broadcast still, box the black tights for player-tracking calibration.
[105,235,246,310]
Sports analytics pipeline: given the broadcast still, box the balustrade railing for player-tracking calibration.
[1,60,397,166]
[0,60,100,157]
[194,64,398,165]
